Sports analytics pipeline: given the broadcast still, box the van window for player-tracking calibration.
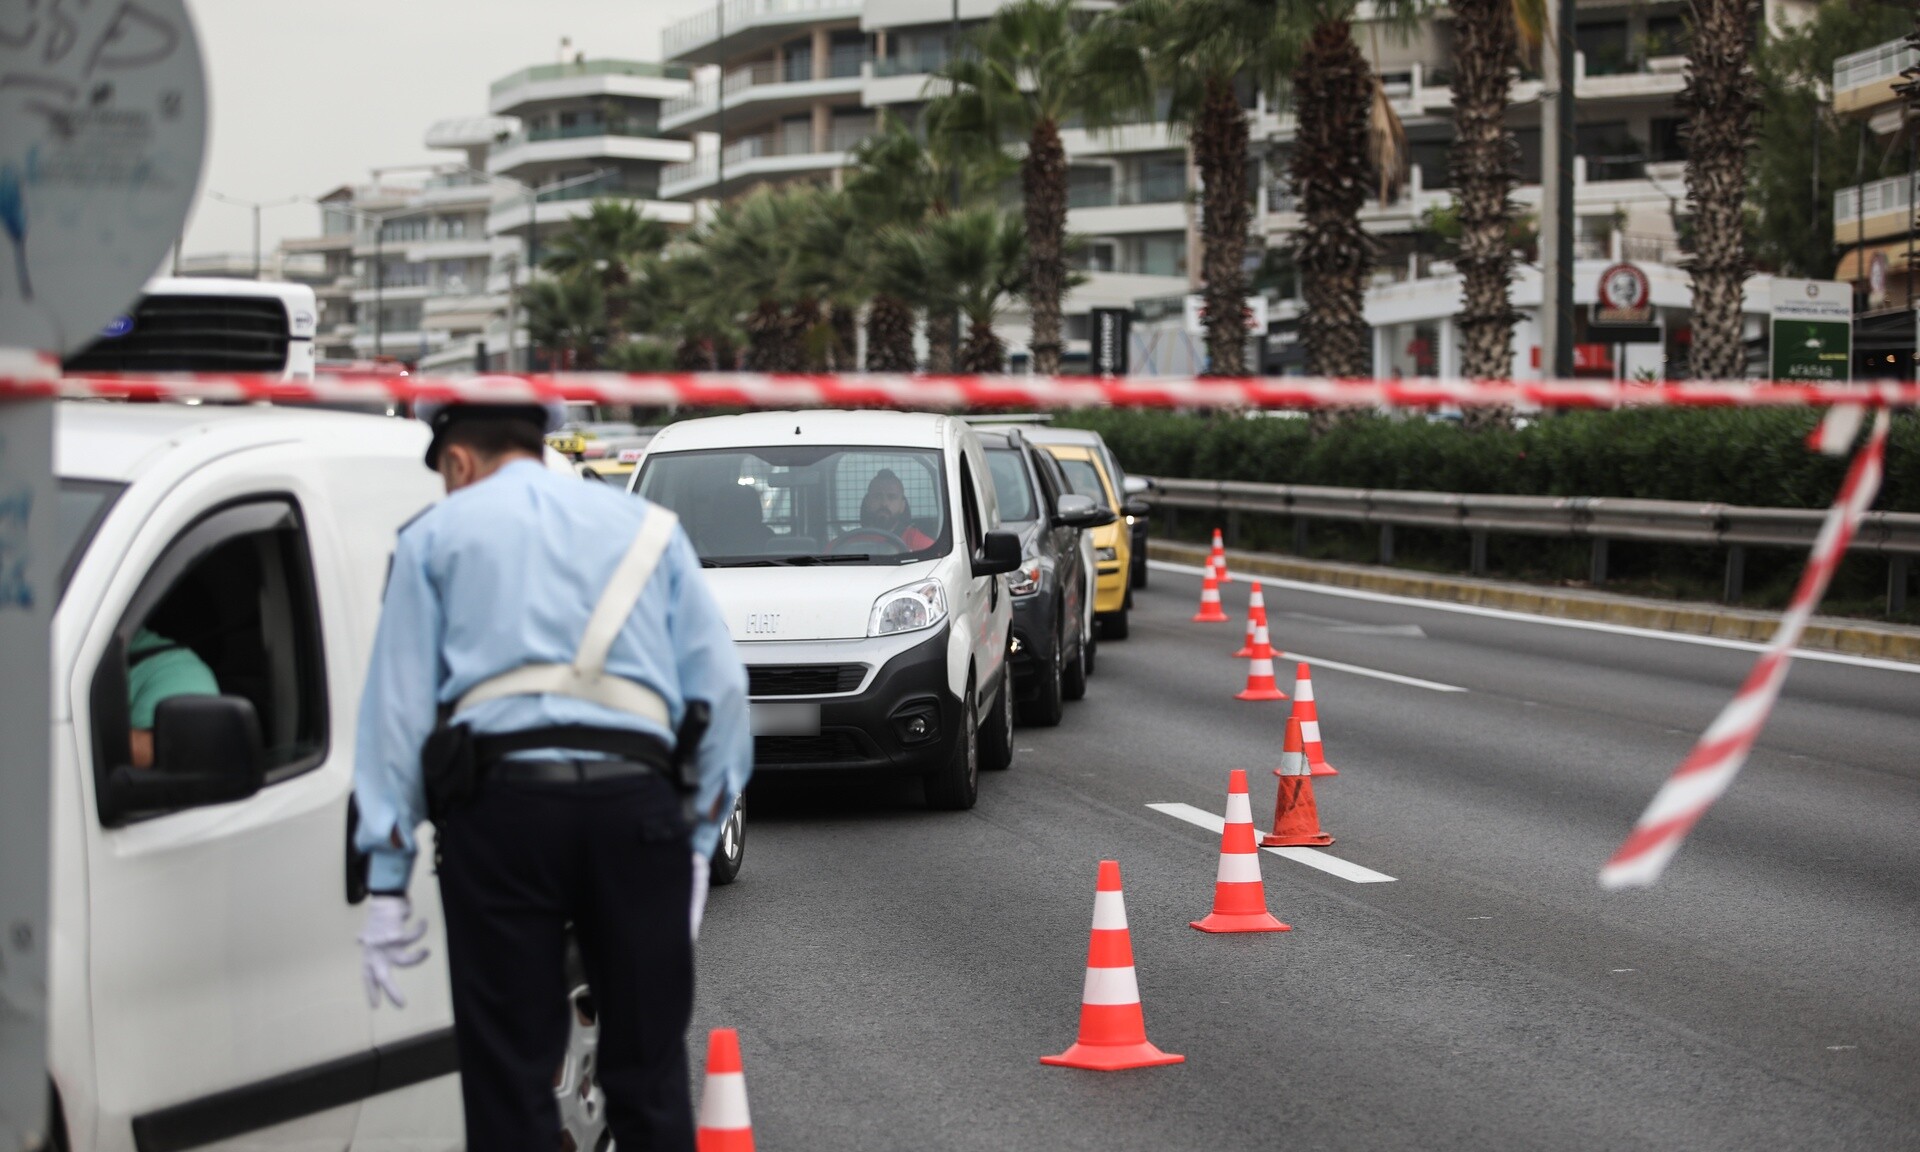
[958,455,984,554]
[985,448,1037,523]
[1056,456,1115,511]
[637,445,950,565]
[52,479,124,602]
[94,499,328,805]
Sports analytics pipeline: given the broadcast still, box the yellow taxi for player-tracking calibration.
[1041,443,1133,638]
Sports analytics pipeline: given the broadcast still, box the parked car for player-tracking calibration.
[978,429,1112,725]
[631,410,1022,805]
[1024,441,1133,638]
[1017,424,1155,590]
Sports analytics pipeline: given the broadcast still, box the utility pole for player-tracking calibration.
[716,0,727,217]
[1538,0,1576,380]
[206,192,302,280]
[373,217,385,360]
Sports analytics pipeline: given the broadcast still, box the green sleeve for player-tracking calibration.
[127,649,221,729]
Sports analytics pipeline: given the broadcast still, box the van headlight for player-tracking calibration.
[1008,560,1042,597]
[1096,546,1118,563]
[869,579,947,636]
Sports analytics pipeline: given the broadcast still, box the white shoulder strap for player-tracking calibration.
[454,508,680,724]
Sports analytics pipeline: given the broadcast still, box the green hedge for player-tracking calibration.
[1051,408,1920,512]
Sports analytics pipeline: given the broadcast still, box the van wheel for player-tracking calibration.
[710,795,745,886]
[1020,619,1066,726]
[980,670,1016,769]
[1062,625,1089,701]
[1100,608,1130,640]
[557,940,609,1151]
[925,688,979,809]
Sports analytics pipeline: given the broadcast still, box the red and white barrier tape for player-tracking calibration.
[1599,406,1893,889]
[3,369,1920,410]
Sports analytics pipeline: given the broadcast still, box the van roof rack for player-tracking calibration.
[957,413,1053,424]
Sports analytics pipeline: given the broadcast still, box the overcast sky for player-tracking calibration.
[181,0,696,261]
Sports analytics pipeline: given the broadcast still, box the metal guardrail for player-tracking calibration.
[1146,477,1919,613]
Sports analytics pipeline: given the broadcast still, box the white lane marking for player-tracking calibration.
[1277,649,1467,693]
[1332,623,1429,638]
[1150,559,1920,674]
[1147,802,1398,884]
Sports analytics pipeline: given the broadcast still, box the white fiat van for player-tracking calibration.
[631,410,1022,809]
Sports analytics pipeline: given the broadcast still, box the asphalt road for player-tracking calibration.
[692,562,1920,1150]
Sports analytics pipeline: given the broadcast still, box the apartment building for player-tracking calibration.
[1830,33,1919,376]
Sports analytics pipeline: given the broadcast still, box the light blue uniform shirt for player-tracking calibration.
[353,458,752,892]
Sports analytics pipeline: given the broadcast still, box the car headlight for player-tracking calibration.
[869,579,948,636]
[1096,546,1118,563]
[1008,560,1042,596]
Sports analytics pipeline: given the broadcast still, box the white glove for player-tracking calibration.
[690,851,711,942]
[359,895,429,1009]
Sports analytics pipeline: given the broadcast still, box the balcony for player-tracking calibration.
[663,0,865,64]
[661,52,871,133]
[1068,172,1188,209]
[487,124,691,175]
[486,185,695,236]
[1834,38,1918,117]
[660,127,873,198]
[1834,172,1920,245]
[488,59,691,114]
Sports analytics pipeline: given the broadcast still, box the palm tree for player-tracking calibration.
[525,274,608,369]
[700,188,811,371]
[929,0,1132,375]
[540,200,669,296]
[920,207,1030,372]
[1093,0,1290,376]
[1290,12,1380,386]
[791,188,866,371]
[1681,0,1762,380]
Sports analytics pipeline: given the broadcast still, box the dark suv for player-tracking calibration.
[979,429,1114,726]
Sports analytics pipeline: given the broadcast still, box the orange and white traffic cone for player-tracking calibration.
[1233,582,1271,657]
[1234,622,1289,702]
[1192,562,1230,623]
[1287,662,1338,777]
[696,1028,755,1152]
[1264,717,1334,847]
[1042,860,1185,1071]
[1191,770,1291,933]
[1208,528,1232,583]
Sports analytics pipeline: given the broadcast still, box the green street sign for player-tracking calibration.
[1768,279,1852,383]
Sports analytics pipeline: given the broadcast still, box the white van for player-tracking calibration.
[40,403,617,1150]
[631,411,1022,809]
[62,278,319,381]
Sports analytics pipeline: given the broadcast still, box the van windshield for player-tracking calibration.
[1056,458,1114,511]
[637,445,950,566]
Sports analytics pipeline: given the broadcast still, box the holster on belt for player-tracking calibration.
[421,708,478,824]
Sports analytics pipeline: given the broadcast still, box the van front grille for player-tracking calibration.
[65,294,291,374]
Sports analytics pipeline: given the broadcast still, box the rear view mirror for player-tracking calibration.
[1054,493,1116,529]
[974,529,1024,577]
[1123,498,1152,518]
[101,695,266,824]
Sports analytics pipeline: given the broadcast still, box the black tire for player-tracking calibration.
[1084,629,1098,676]
[980,667,1016,769]
[925,686,979,808]
[1020,616,1067,726]
[1062,623,1089,701]
[709,795,745,885]
[1135,555,1149,589]
[1100,608,1130,640]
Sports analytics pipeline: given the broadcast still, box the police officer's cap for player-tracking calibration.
[417,399,568,470]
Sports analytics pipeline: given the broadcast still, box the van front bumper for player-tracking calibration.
[744,626,961,774]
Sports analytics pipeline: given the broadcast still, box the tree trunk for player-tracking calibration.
[1293,18,1377,433]
[787,298,822,372]
[926,310,958,373]
[1451,0,1520,428]
[1196,76,1252,376]
[744,300,784,372]
[1024,118,1069,376]
[830,303,859,371]
[1682,0,1760,381]
[674,337,710,371]
[865,294,918,372]
[962,318,1007,373]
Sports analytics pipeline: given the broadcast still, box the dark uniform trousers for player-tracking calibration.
[437,772,696,1151]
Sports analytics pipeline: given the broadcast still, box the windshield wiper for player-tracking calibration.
[769,553,873,565]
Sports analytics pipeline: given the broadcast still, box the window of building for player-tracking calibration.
[1644,15,1686,59]
[1577,20,1631,75]
[1577,121,1645,182]
[1134,233,1187,278]
[1649,117,1685,163]
[781,115,813,155]
[784,38,813,82]
[91,499,329,823]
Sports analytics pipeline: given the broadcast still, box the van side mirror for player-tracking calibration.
[100,696,266,824]
[973,530,1023,577]
[1123,498,1152,518]
[1122,475,1152,495]
[1054,493,1116,529]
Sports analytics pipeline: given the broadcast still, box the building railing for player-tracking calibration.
[500,121,668,148]
[1070,172,1190,209]
[872,46,953,77]
[533,173,660,203]
[1833,37,1918,97]
[664,128,870,188]
[1834,171,1920,226]
[664,0,864,58]
[490,59,689,99]
[665,52,871,118]
[1145,477,1920,612]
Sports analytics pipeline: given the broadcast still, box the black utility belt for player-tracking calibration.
[488,757,663,785]
[424,722,683,823]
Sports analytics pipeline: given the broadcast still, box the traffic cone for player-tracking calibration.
[1042,860,1185,1071]
[1192,563,1230,623]
[696,1028,754,1152]
[1264,717,1333,847]
[1234,622,1289,702]
[1287,663,1338,777]
[1233,582,1271,658]
[1209,528,1232,583]
[1191,770,1291,933]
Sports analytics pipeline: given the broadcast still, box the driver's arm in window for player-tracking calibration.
[127,627,220,768]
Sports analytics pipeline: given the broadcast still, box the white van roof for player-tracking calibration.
[645,409,956,453]
[55,402,427,483]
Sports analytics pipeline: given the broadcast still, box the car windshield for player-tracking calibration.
[637,445,950,566]
[1056,458,1114,511]
[51,479,124,603]
[985,448,1037,523]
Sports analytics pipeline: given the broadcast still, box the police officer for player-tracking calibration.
[352,400,751,1150]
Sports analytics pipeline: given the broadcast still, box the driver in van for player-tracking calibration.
[859,469,934,550]
[127,627,219,769]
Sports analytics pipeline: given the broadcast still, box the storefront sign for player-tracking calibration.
[1593,262,1653,325]
[1769,279,1852,383]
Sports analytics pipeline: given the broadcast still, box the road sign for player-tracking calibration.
[1593,263,1652,325]
[1090,308,1130,376]
[1769,279,1852,383]
[0,5,207,1145]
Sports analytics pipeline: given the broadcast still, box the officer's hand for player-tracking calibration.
[359,894,430,1009]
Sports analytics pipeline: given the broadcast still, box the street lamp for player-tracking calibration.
[204,191,305,279]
